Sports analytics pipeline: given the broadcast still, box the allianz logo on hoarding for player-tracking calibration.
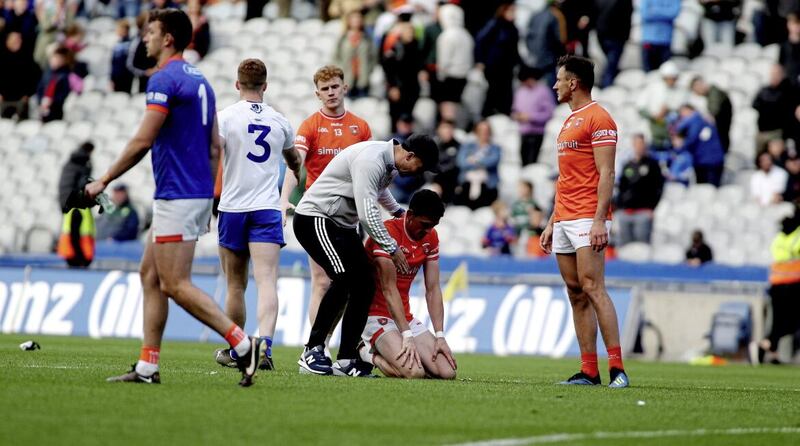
[492,285,575,357]
[0,280,83,335]
[89,271,143,339]
[0,271,143,338]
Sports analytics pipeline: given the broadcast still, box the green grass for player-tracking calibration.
[1,335,799,446]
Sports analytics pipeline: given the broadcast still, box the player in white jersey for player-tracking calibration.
[213,59,301,370]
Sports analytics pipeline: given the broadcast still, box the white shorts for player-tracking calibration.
[362,316,429,346]
[152,198,212,243]
[552,218,612,254]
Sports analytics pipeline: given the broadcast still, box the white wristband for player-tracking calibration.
[401,330,413,339]
[435,331,445,338]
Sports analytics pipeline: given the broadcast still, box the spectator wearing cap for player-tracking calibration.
[784,153,800,203]
[335,9,376,98]
[436,3,473,123]
[753,64,797,153]
[96,184,140,242]
[639,0,681,72]
[475,3,520,117]
[511,66,555,166]
[751,151,789,206]
[637,61,687,156]
[690,75,733,153]
[673,104,725,187]
[525,0,567,90]
[615,134,664,246]
[455,120,501,210]
[0,31,41,120]
[595,0,633,88]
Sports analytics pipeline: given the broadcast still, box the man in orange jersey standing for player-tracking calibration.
[280,65,376,357]
[539,55,629,388]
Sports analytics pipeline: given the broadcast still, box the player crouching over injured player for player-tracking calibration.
[359,190,457,379]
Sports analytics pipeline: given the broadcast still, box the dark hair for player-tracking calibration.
[409,190,445,219]
[238,58,267,90]
[148,8,193,52]
[403,133,440,172]
[80,141,95,153]
[557,55,595,91]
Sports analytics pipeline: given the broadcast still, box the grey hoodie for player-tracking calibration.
[436,4,474,81]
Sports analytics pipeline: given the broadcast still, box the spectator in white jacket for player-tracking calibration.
[436,3,473,123]
[636,61,688,157]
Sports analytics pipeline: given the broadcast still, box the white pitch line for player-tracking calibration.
[447,427,800,446]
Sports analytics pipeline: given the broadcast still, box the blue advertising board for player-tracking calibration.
[0,267,633,357]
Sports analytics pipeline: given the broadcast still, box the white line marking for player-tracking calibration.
[447,427,800,446]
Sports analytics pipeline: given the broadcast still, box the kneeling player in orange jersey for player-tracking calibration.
[359,190,457,379]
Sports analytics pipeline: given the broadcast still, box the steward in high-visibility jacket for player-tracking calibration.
[762,210,800,361]
[57,208,94,267]
[769,219,800,286]
[57,142,96,267]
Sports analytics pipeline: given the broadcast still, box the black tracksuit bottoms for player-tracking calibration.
[293,213,376,359]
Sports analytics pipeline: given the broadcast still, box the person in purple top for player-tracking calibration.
[511,66,556,166]
[85,8,260,387]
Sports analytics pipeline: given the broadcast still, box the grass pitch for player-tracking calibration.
[1,335,799,446]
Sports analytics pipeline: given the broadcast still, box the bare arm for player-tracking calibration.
[591,146,616,251]
[85,110,166,198]
[376,257,411,332]
[210,117,221,184]
[423,259,457,369]
[280,149,305,225]
[423,259,444,332]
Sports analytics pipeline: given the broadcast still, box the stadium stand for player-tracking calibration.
[0,0,796,267]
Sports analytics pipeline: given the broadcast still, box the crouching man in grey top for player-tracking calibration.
[293,134,439,377]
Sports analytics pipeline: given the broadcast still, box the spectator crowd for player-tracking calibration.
[4,0,800,261]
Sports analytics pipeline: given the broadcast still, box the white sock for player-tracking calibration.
[358,343,374,365]
[233,337,252,357]
[135,360,158,376]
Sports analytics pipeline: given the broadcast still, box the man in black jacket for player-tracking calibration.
[57,142,95,267]
[753,64,798,153]
[595,0,633,88]
[615,134,664,246]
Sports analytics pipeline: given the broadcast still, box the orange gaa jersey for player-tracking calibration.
[554,101,617,222]
[365,217,440,322]
[294,110,372,188]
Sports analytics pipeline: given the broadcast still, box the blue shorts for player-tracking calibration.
[218,209,285,251]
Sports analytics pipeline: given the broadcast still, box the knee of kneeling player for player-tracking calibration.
[435,365,457,380]
[401,366,426,379]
